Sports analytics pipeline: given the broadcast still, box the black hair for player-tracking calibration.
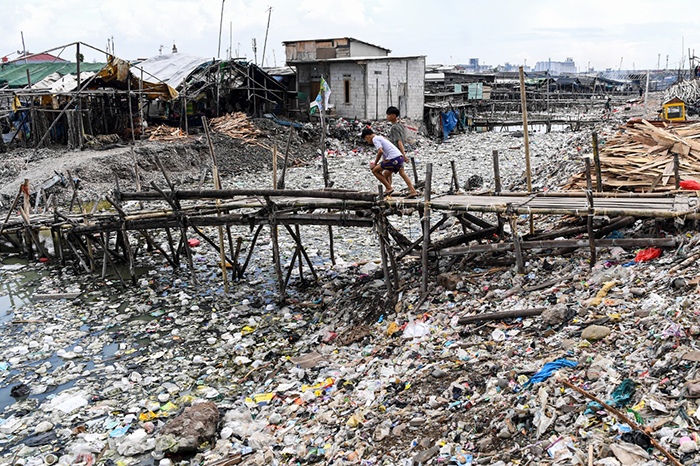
[386,106,400,117]
[361,128,374,138]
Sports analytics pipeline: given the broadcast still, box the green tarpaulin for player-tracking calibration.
[0,62,106,88]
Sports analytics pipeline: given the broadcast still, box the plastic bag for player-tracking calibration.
[634,247,661,263]
[680,180,700,190]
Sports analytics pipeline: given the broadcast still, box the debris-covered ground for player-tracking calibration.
[2,98,699,466]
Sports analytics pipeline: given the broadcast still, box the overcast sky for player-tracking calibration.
[3,0,700,72]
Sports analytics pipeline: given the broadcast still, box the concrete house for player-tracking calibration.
[283,37,425,120]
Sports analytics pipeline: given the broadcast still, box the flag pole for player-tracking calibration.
[319,78,330,187]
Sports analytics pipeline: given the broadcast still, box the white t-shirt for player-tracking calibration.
[372,135,403,161]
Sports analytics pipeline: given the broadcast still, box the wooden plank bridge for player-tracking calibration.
[1,164,695,301]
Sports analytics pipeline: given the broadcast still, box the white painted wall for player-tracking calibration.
[349,42,389,58]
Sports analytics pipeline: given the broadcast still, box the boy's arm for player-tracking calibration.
[397,140,406,159]
[374,148,383,164]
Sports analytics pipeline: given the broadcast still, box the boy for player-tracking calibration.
[362,128,418,198]
[386,106,407,159]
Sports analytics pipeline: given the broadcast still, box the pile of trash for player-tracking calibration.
[1,203,700,466]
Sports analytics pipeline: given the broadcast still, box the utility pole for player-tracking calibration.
[262,6,273,68]
[252,38,258,65]
[217,0,226,59]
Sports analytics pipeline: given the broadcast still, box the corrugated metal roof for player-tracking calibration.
[0,62,105,88]
[32,71,97,93]
[132,53,211,89]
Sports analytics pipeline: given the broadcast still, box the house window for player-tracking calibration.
[344,80,351,104]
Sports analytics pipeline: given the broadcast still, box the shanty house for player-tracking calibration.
[283,38,425,120]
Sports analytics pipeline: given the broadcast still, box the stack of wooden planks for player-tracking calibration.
[209,112,261,144]
[567,119,700,192]
[146,124,188,142]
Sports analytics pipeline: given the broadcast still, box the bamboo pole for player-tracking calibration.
[277,126,293,189]
[421,163,433,297]
[559,379,681,466]
[272,144,278,189]
[120,189,376,202]
[376,186,394,296]
[438,237,677,256]
[269,206,285,301]
[450,160,460,193]
[592,131,602,192]
[202,116,229,293]
[518,67,532,193]
[510,215,525,274]
[585,158,597,268]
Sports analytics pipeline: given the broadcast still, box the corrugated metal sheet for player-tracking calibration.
[0,62,105,88]
[133,53,211,90]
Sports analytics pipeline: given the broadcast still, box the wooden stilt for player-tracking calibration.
[421,164,433,297]
[240,225,263,278]
[377,186,394,296]
[93,233,127,288]
[202,116,230,293]
[277,125,293,189]
[270,210,285,301]
[592,131,602,192]
[450,160,460,193]
[411,156,419,187]
[510,215,525,274]
[328,226,336,265]
[295,225,304,280]
[284,247,301,287]
[585,158,597,268]
[283,224,318,281]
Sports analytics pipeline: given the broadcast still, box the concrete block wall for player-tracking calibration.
[327,62,365,120]
[365,58,425,121]
[295,57,425,121]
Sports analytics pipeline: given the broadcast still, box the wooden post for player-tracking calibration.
[519,66,534,235]
[76,42,82,148]
[272,144,278,188]
[319,79,330,188]
[492,150,502,194]
[202,116,230,293]
[450,160,460,193]
[510,215,525,274]
[377,185,394,296]
[592,131,602,192]
[585,158,597,267]
[22,179,30,215]
[674,152,681,189]
[277,125,293,189]
[518,66,532,194]
[421,163,433,297]
[492,150,504,237]
[411,156,419,186]
[269,208,285,301]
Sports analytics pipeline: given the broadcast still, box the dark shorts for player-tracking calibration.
[380,157,403,174]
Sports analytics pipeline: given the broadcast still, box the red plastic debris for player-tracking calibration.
[635,247,662,263]
[680,180,700,190]
[187,238,200,247]
[38,257,49,263]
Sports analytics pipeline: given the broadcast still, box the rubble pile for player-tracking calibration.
[567,120,700,192]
